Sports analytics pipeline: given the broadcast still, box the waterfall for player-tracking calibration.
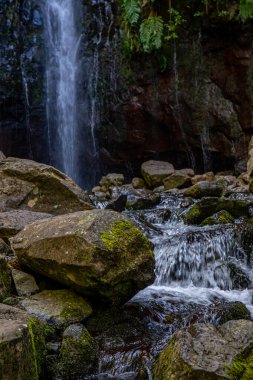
[43,0,82,184]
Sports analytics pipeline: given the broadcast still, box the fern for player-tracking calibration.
[122,0,141,25]
[140,16,164,53]
[239,0,253,19]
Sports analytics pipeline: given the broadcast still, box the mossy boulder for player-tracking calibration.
[141,160,175,188]
[11,210,154,305]
[60,324,98,379]
[215,302,250,325]
[0,304,48,380]
[184,181,224,198]
[200,210,234,226]
[0,158,93,215]
[183,197,252,225]
[20,290,92,329]
[163,173,191,190]
[153,320,253,380]
[130,193,160,210]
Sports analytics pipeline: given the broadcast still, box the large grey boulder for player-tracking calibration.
[141,160,175,188]
[11,210,154,305]
[153,320,253,380]
[0,158,93,215]
[0,210,52,238]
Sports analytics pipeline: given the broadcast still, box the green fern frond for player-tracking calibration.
[239,0,253,19]
[122,0,141,25]
[140,16,164,53]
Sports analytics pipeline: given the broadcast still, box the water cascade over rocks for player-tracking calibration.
[87,192,253,379]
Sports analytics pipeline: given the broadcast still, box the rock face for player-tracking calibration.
[153,320,253,380]
[0,210,52,238]
[11,210,154,304]
[141,160,175,188]
[0,158,93,215]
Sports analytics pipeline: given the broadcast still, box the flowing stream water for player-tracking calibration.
[86,193,253,379]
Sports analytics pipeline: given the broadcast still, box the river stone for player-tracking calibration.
[60,324,98,379]
[105,194,127,212]
[0,158,93,215]
[163,173,191,190]
[153,320,253,380]
[191,171,215,184]
[184,181,224,198]
[0,210,52,238]
[11,209,154,305]
[132,177,145,189]
[141,160,175,188]
[0,304,46,380]
[12,269,39,297]
[130,193,160,210]
[20,290,92,328]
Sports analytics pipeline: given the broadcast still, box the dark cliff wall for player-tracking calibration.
[1,1,253,179]
[99,14,253,176]
[0,0,47,162]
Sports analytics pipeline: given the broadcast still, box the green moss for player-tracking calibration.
[226,343,253,380]
[101,220,152,255]
[60,326,98,379]
[200,210,234,226]
[28,317,51,380]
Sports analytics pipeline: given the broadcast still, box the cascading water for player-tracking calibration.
[43,0,81,183]
[88,193,253,379]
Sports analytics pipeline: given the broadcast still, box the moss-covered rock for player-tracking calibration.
[0,304,48,380]
[20,290,92,329]
[184,181,224,198]
[200,210,234,226]
[226,342,253,380]
[153,320,253,380]
[0,158,93,215]
[163,173,191,190]
[183,197,252,225]
[60,324,98,379]
[141,160,175,188]
[11,210,154,305]
[215,301,251,324]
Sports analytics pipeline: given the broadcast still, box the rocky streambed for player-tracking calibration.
[1,154,253,379]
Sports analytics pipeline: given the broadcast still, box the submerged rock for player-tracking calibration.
[60,324,98,379]
[141,160,175,188]
[0,210,52,238]
[11,210,154,305]
[0,158,93,215]
[20,289,92,328]
[153,320,253,380]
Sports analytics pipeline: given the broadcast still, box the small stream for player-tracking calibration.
[86,192,253,379]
